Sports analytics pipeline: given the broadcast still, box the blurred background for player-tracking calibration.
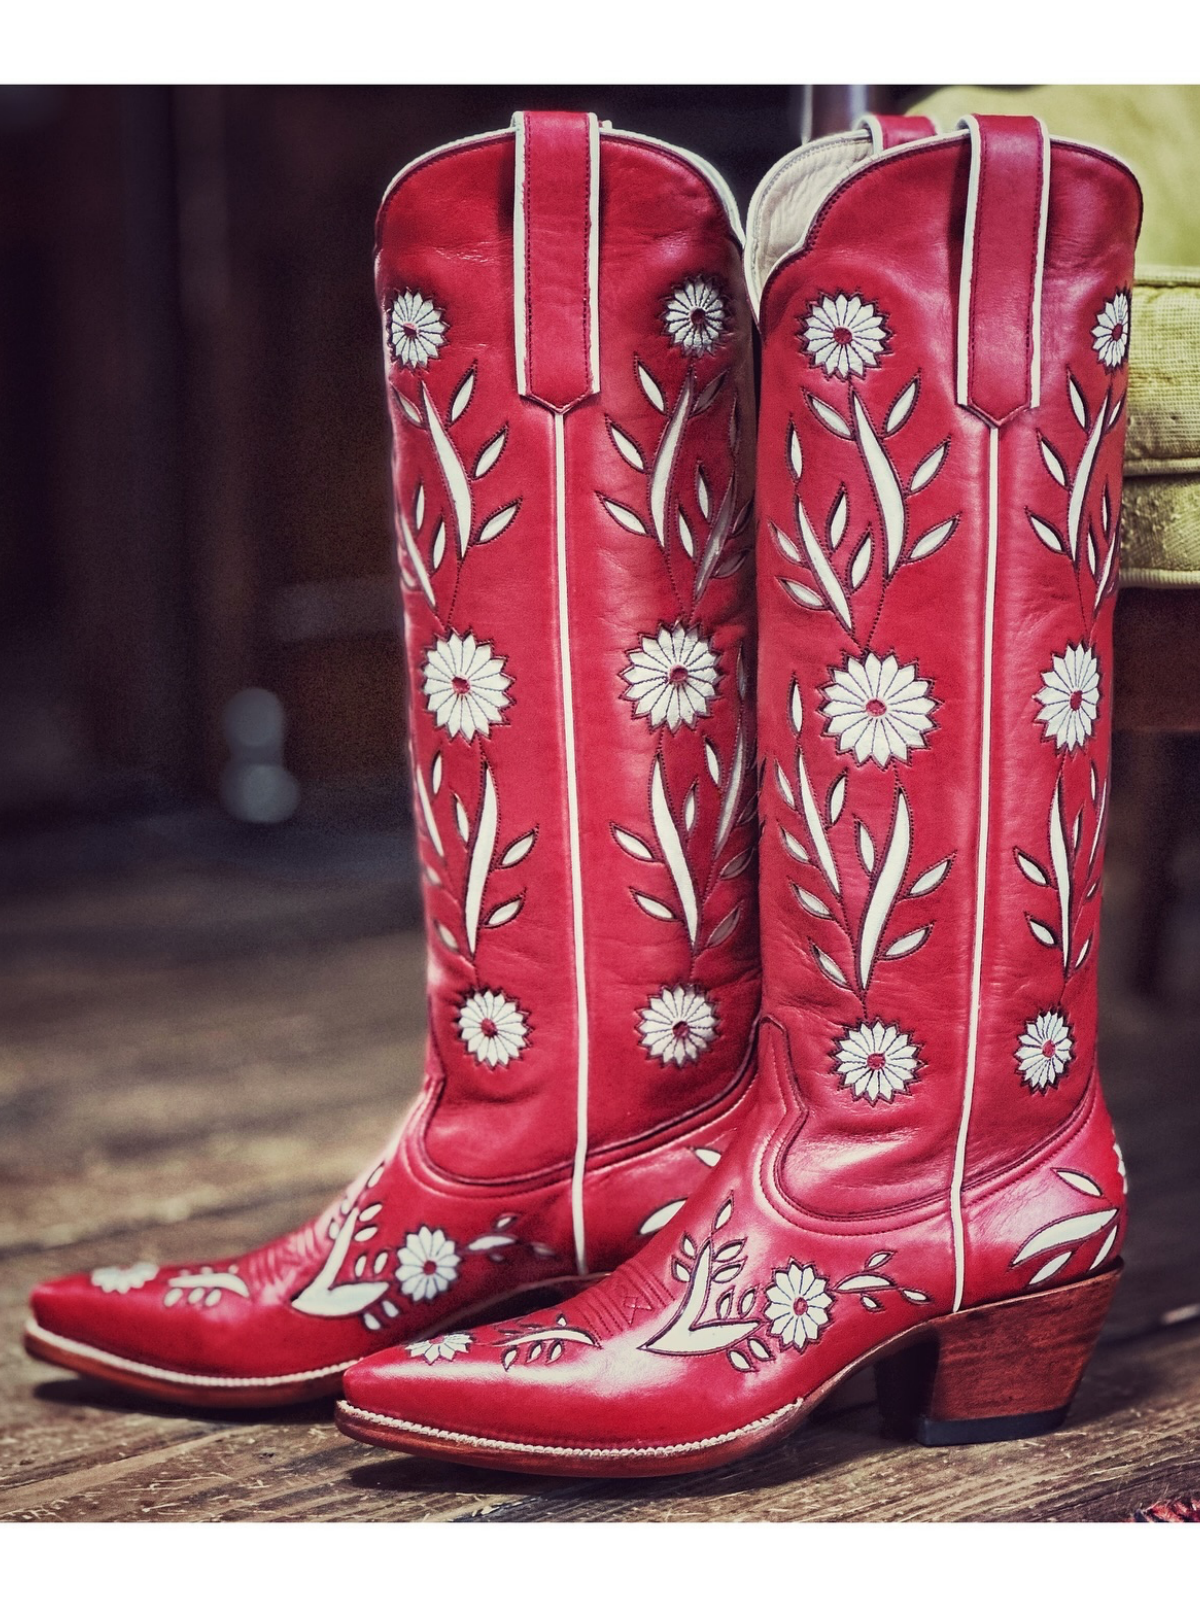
[1,85,966,862]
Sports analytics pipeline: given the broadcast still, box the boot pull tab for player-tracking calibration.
[956,113,1051,425]
[512,110,601,412]
[856,112,937,153]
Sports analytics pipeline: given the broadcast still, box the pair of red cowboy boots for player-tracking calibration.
[26,108,1140,1478]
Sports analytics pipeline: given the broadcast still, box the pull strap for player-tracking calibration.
[512,111,601,412]
[857,112,937,153]
[955,114,1051,425]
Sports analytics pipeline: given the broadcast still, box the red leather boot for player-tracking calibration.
[335,114,1141,1474]
[24,112,760,1406]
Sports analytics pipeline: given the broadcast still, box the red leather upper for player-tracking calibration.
[755,123,1138,1242]
[339,119,1141,1463]
[379,120,759,1192]
[26,115,761,1388]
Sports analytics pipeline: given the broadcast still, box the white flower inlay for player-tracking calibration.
[407,1331,473,1363]
[639,985,718,1067]
[820,652,935,767]
[389,289,446,369]
[1016,1010,1073,1092]
[1092,291,1130,371]
[457,989,529,1069]
[765,1261,833,1350]
[1035,643,1100,751]
[802,292,889,380]
[622,624,720,732]
[834,1019,921,1103]
[663,277,726,354]
[396,1227,460,1302]
[422,631,512,742]
[90,1262,157,1295]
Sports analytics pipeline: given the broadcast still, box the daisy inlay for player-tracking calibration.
[663,277,726,355]
[820,651,936,767]
[1035,643,1100,751]
[422,631,512,742]
[1092,291,1130,371]
[639,985,718,1067]
[457,989,529,1069]
[622,624,720,732]
[407,1331,473,1363]
[389,289,446,369]
[801,292,889,380]
[764,1261,833,1349]
[90,1262,157,1295]
[396,1227,460,1302]
[834,1019,921,1103]
[1016,1010,1073,1092]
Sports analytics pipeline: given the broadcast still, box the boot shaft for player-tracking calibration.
[747,120,1139,1240]
[376,115,759,1187]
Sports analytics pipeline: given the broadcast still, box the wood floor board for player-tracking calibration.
[461,1323,1200,1524]
[2,851,1198,1521]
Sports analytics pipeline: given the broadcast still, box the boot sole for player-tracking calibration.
[22,1273,604,1410]
[334,1265,1120,1476]
[23,1320,351,1408]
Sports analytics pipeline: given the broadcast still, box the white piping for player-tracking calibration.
[377,128,507,214]
[857,113,885,156]
[513,113,529,396]
[554,410,590,1278]
[587,114,601,394]
[950,424,1000,1312]
[613,128,744,244]
[1030,118,1051,409]
[956,116,983,409]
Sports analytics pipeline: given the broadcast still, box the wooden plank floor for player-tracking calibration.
[2,821,1200,1521]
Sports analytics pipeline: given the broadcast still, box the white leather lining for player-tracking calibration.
[743,132,872,315]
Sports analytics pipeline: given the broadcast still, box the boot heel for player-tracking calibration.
[875,1265,1120,1446]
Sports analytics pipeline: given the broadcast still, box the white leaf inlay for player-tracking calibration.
[500,831,536,868]
[885,379,918,435]
[474,427,507,478]
[908,857,951,897]
[613,826,654,862]
[651,375,694,549]
[1016,851,1050,886]
[852,392,906,574]
[449,367,475,423]
[909,441,947,494]
[422,379,472,557]
[638,363,666,413]
[809,394,852,438]
[828,487,848,548]
[485,898,522,928]
[478,501,520,544]
[909,518,957,562]
[634,892,676,922]
[464,764,498,955]
[858,789,910,988]
[609,421,645,472]
[652,757,698,946]
[600,497,651,537]
[797,493,851,629]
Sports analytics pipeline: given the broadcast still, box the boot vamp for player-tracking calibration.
[341,1148,953,1454]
